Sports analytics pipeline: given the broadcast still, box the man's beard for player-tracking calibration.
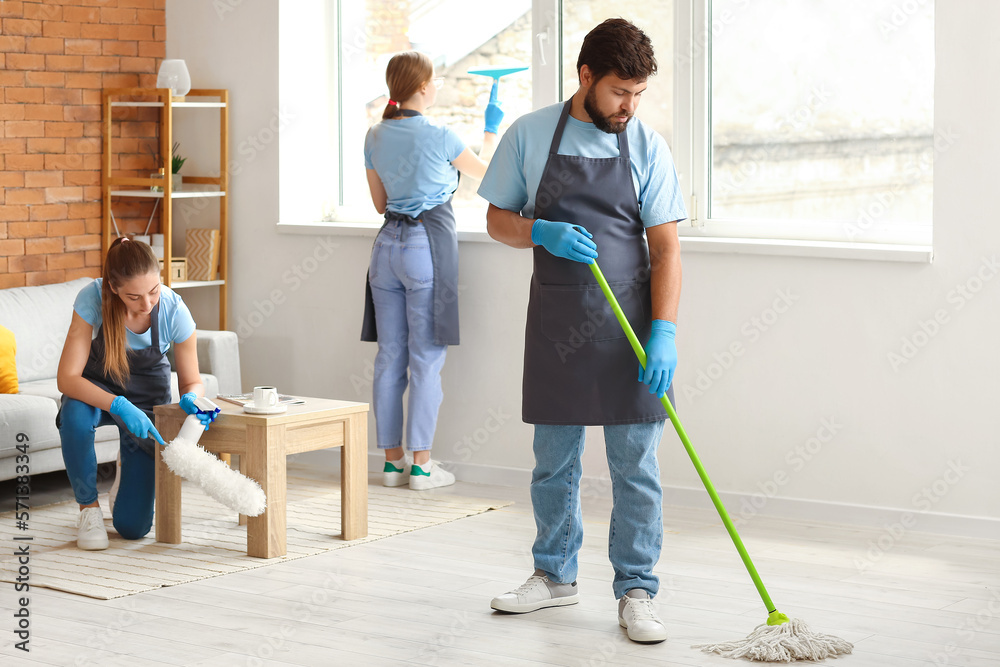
[583,87,631,134]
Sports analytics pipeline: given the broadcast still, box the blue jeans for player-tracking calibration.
[531,421,666,599]
[369,219,448,452]
[59,397,155,540]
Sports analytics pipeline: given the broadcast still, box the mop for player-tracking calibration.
[588,261,853,662]
[160,397,267,517]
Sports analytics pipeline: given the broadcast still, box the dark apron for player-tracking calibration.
[58,302,173,457]
[361,199,461,346]
[523,98,673,425]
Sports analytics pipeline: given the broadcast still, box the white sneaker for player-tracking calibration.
[618,589,667,643]
[409,459,455,490]
[108,452,122,514]
[491,571,580,613]
[77,507,109,551]
[383,456,411,487]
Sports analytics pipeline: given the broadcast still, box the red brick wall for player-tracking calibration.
[0,0,166,289]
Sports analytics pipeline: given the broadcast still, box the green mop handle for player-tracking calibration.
[588,261,781,618]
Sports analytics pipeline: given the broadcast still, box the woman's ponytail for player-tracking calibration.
[101,237,160,387]
[382,51,434,120]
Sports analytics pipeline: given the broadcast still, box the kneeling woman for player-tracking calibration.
[56,238,215,550]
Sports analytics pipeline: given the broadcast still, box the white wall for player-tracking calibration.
[169,1,999,535]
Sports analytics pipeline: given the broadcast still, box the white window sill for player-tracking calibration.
[276,217,497,244]
[277,220,933,263]
[676,234,933,263]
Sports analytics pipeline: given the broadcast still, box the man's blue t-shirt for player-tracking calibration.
[477,102,687,227]
[364,116,466,218]
[74,279,196,354]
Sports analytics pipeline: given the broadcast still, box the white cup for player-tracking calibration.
[253,386,278,409]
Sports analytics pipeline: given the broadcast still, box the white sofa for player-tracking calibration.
[0,277,241,482]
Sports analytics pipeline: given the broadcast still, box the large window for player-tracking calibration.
[681,0,935,246]
[280,1,935,251]
[280,1,675,228]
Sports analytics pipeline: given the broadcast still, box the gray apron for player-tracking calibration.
[361,201,461,346]
[523,98,673,425]
[58,302,173,457]
[361,108,461,346]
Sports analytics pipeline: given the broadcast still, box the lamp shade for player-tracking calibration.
[157,59,191,97]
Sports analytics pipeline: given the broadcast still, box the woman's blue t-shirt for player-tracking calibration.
[73,279,196,354]
[364,116,466,218]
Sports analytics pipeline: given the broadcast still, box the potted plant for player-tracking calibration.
[172,142,187,186]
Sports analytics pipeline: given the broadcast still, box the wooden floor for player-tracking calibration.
[2,466,999,666]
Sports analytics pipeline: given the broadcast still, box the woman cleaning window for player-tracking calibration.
[361,51,503,490]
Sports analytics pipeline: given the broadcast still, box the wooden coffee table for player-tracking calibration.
[153,396,369,558]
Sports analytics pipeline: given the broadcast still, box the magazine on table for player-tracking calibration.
[215,393,306,407]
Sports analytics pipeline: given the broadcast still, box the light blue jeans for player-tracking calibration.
[369,218,448,452]
[531,421,666,599]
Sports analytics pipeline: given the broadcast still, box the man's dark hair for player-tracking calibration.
[576,18,657,83]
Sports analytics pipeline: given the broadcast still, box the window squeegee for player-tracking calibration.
[467,66,529,100]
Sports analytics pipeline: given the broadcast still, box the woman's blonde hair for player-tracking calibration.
[101,237,160,387]
[382,51,434,120]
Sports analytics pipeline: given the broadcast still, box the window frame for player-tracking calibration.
[277,0,933,262]
[672,0,934,259]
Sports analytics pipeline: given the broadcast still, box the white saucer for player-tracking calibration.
[243,404,288,415]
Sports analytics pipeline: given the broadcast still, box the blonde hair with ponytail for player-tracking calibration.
[382,51,434,120]
[101,237,160,387]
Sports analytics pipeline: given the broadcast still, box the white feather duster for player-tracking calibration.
[161,413,267,517]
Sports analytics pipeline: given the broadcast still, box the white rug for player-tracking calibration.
[0,474,510,600]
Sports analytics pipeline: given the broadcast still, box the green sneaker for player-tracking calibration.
[409,460,455,490]
[383,457,411,487]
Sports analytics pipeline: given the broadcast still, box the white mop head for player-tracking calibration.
[695,618,853,662]
[161,434,267,517]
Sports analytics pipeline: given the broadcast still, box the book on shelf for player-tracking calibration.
[215,393,306,407]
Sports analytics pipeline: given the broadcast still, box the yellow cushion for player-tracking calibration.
[0,325,17,394]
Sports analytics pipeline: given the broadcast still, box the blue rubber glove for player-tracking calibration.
[109,395,166,445]
[484,80,504,134]
[179,392,216,430]
[639,320,677,398]
[531,219,599,264]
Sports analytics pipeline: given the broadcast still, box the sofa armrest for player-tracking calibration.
[169,329,242,395]
[196,329,242,395]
